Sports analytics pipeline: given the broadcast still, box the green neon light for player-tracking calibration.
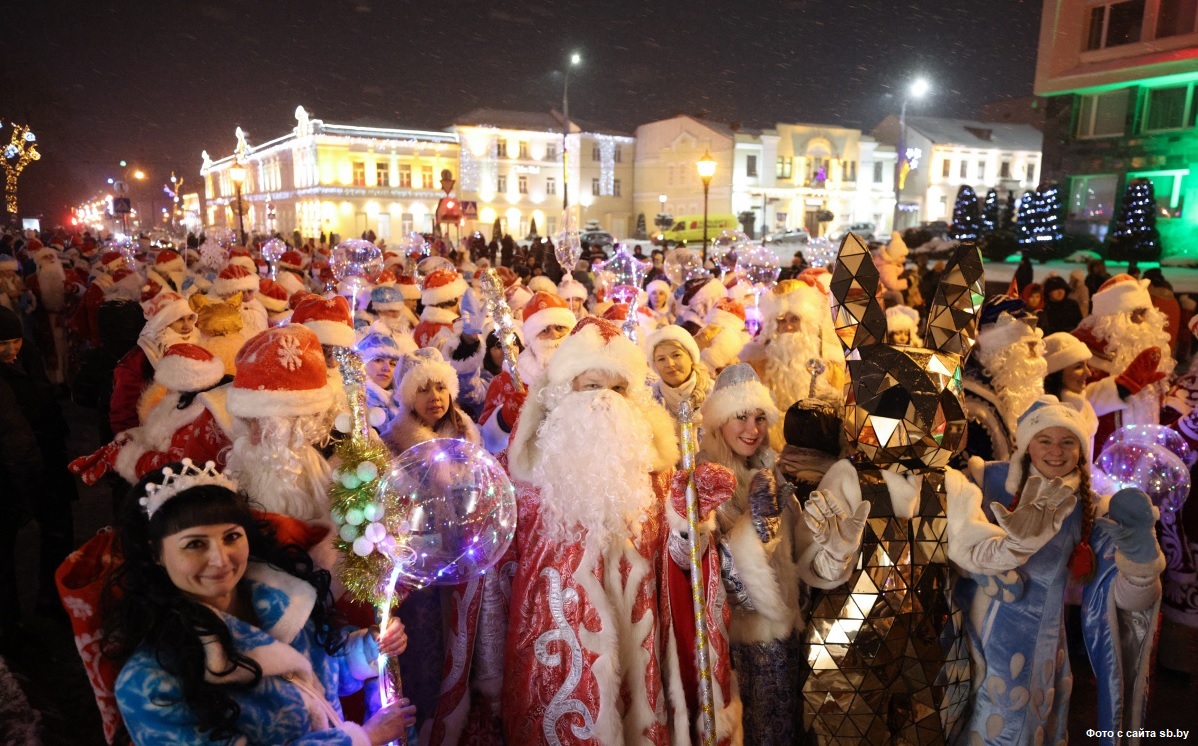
[1055,69,1198,96]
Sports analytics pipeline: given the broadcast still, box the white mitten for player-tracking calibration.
[989,475,1078,558]
[803,490,870,579]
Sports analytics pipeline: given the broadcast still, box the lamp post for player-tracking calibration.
[229,163,247,244]
[111,162,146,236]
[892,77,929,234]
[697,150,717,264]
[561,52,581,219]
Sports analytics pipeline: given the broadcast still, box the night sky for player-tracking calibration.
[6,0,1043,221]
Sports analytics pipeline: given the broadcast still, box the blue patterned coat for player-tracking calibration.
[116,563,380,745]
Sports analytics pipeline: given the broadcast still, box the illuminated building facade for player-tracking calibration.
[1035,0,1198,251]
[450,109,635,239]
[201,106,459,241]
[872,116,1043,228]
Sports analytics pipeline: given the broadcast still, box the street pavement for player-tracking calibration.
[5,397,1198,743]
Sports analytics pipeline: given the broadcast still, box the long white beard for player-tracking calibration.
[36,262,66,312]
[529,387,657,546]
[979,345,1047,434]
[764,330,826,410]
[226,415,332,521]
[1090,308,1176,375]
[518,335,563,383]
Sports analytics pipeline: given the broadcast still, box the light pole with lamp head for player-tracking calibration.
[697,150,717,265]
[112,162,146,236]
[892,77,929,234]
[229,162,247,245]
[561,52,582,219]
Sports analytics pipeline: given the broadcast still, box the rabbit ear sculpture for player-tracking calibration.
[829,232,887,353]
[922,241,986,359]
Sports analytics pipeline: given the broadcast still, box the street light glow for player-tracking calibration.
[570,52,581,66]
[697,151,717,182]
[910,78,930,98]
[133,170,146,179]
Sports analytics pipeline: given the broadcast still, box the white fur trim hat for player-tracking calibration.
[976,311,1042,353]
[522,292,576,340]
[154,250,186,273]
[646,324,701,367]
[257,279,290,314]
[370,284,407,312]
[394,347,459,408]
[558,277,588,300]
[155,343,226,392]
[760,277,828,324]
[291,295,355,348]
[883,231,909,262]
[1005,395,1092,493]
[396,275,421,300]
[1043,332,1092,375]
[141,292,195,340]
[705,298,746,331]
[214,264,259,296]
[546,316,649,389]
[506,284,533,314]
[699,362,780,430]
[885,304,920,332]
[681,277,726,311]
[227,325,333,418]
[421,268,467,307]
[1091,274,1153,317]
[0,255,19,272]
[527,275,557,295]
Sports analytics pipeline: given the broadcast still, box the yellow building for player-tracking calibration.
[201,106,459,241]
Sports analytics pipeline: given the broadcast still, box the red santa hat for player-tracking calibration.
[522,292,576,340]
[291,294,355,347]
[705,297,746,333]
[382,250,403,268]
[394,347,460,409]
[646,324,701,367]
[723,275,753,303]
[396,275,421,301]
[141,291,195,339]
[373,268,398,287]
[214,264,259,296]
[505,283,533,314]
[98,251,126,273]
[257,278,290,314]
[155,343,226,392]
[289,290,316,310]
[227,248,257,274]
[227,325,333,418]
[1091,274,1153,317]
[601,302,654,327]
[546,316,650,389]
[140,280,164,304]
[421,268,467,307]
[278,250,305,272]
[155,250,186,274]
[760,277,828,325]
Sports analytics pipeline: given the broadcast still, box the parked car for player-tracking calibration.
[764,229,810,245]
[581,230,615,250]
[831,222,876,241]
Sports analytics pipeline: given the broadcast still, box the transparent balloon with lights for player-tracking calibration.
[1103,424,1197,467]
[399,231,430,276]
[802,236,839,269]
[556,210,583,272]
[331,238,383,324]
[663,246,707,285]
[260,238,287,279]
[1097,440,1191,530]
[598,243,651,306]
[711,230,750,277]
[735,243,781,291]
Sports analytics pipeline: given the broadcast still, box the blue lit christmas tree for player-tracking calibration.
[982,188,999,233]
[1021,182,1063,259]
[950,184,982,241]
[1016,190,1037,245]
[1107,177,1162,261]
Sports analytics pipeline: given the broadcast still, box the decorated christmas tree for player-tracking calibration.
[982,188,1000,233]
[1016,190,1036,245]
[1107,178,1162,261]
[1018,183,1063,259]
[950,185,982,241]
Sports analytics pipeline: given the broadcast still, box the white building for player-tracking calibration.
[449,109,635,239]
[872,116,1043,228]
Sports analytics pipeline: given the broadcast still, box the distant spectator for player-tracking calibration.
[1038,275,1083,336]
[1021,282,1044,313]
[1084,259,1110,298]
[1145,267,1181,353]
[1013,255,1034,294]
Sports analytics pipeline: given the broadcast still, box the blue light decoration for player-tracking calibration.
[982,188,999,233]
[1018,182,1062,259]
[1107,177,1162,261]
[950,185,982,241]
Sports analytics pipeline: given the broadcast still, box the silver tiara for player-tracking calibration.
[140,458,239,517]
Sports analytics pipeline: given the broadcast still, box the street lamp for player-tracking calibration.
[115,164,146,235]
[229,163,247,245]
[893,77,930,233]
[697,151,717,263]
[561,51,582,216]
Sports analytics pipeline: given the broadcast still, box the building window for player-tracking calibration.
[1000,160,1012,179]
[497,174,507,192]
[376,162,389,187]
[422,166,434,189]
[592,178,600,196]
[1086,0,1145,50]
[977,161,986,180]
[942,159,952,178]
[398,165,412,188]
[1027,162,1038,184]
[518,141,529,159]
[1143,84,1196,132]
[546,177,556,195]
[614,146,622,163]
[775,156,792,179]
[1068,174,1118,238]
[497,140,508,158]
[518,175,528,194]
[847,161,857,181]
[959,161,968,179]
[352,161,366,186]
[1158,0,1198,38]
[592,145,601,161]
[874,161,884,183]
[613,179,621,197]
[546,142,558,160]
[1076,89,1130,137]
[747,155,758,177]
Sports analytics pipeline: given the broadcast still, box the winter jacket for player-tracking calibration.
[110,346,153,436]
[116,563,380,746]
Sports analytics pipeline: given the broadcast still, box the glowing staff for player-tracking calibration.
[478,268,524,392]
[677,400,717,746]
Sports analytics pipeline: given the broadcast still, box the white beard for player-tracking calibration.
[978,344,1048,434]
[36,261,66,312]
[529,387,657,546]
[226,414,333,521]
[518,335,563,383]
[764,329,828,410]
[1089,308,1176,375]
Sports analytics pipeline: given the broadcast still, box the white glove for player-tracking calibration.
[989,476,1077,558]
[803,489,870,562]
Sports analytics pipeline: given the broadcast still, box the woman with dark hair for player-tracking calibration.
[1038,274,1083,335]
[106,461,414,745]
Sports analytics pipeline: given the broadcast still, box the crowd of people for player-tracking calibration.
[0,223,1193,745]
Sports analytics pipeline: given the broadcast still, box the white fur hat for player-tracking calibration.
[699,363,780,430]
[1005,395,1092,493]
[976,311,1042,353]
[885,305,920,332]
[646,324,701,367]
[558,277,588,300]
[213,264,259,296]
[1091,274,1152,317]
[883,231,909,262]
[394,347,459,408]
[527,275,558,295]
[761,277,829,325]
[1043,332,1092,375]
[546,317,648,389]
[154,343,226,392]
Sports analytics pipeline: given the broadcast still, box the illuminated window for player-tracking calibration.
[1027,162,1038,184]
[518,175,528,194]
[518,141,529,159]
[497,174,507,192]
[422,166,434,189]
[398,165,412,188]
[1086,0,1145,50]
[613,179,621,197]
[1076,89,1130,137]
[1142,84,1196,132]
[352,162,366,186]
[376,163,389,187]
[546,177,556,195]
[942,159,951,178]
[1068,174,1118,239]
[497,140,508,158]
[776,157,792,179]
[592,178,600,196]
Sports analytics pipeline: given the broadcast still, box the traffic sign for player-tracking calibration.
[461,201,478,219]
[112,197,132,214]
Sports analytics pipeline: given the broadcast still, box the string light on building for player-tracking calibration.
[2,122,41,215]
